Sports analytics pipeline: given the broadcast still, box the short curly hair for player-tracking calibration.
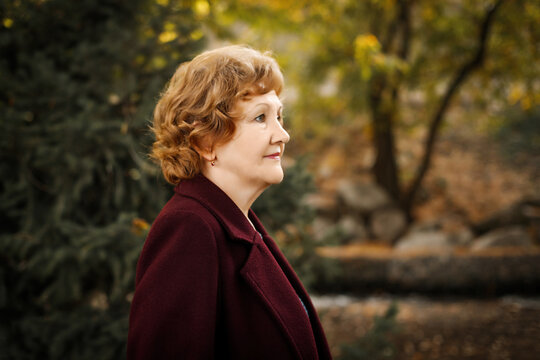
[151,45,284,185]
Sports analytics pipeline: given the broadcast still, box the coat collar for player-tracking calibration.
[174,174,265,244]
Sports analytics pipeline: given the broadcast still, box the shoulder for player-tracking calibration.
[135,194,224,283]
[152,192,221,236]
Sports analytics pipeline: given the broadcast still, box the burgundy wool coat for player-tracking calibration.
[127,175,332,360]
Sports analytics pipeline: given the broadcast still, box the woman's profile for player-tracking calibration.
[127,45,332,359]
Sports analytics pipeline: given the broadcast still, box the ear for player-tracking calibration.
[191,121,216,162]
[192,141,215,162]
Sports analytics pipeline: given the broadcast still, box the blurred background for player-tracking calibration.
[1,0,539,359]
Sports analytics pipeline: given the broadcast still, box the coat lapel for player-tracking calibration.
[259,231,333,360]
[239,234,318,360]
[251,213,332,360]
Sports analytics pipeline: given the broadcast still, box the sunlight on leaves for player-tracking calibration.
[354,34,381,80]
[151,56,167,69]
[194,0,210,17]
[508,84,524,105]
[158,30,178,43]
[3,18,13,28]
[190,29,204,41]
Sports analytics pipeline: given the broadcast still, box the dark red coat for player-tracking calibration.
[127,175,332,359]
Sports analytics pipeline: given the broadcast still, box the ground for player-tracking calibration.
[315,295,540,360]
[299,97,540,360]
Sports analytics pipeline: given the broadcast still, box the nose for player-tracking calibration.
[271,119,290,144]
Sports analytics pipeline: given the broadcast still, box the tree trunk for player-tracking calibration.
[369,78,401,201]
[368,0,412,210]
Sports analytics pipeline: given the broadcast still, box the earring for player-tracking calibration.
[211,160,215,167]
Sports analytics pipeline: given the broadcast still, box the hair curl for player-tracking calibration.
[151,45,284,185]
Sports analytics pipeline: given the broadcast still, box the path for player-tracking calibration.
[314,295,540,360]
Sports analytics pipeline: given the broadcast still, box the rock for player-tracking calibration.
[471,226,534,250]
[336,215,368,242]
[337,179,391,213]
[408,220,442,233]
[312,217,335,242]
[370,207,407,243]
[303,193,338,219]
[405,215,475,248]
[395,231,455,251]
[448,228,475,247]
[472,199,540,235]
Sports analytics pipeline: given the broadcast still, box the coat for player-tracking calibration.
[127,174,332,359]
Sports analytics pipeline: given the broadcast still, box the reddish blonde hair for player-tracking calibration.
[151,45,284,184]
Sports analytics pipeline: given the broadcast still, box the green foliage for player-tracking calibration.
[0,0,205,358]
[339,302,400,360]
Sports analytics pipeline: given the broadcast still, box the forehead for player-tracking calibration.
[235,90,282,112]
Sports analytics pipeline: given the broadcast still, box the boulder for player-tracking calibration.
[312,217,336,242]
[472,199,540,235]
[404,215,475,248]
[370,207,407,243]
[303,193,339,219]
[337,215,368,242]
[337,179,391,214]
[471,226,533,251]
[395,231,454,252]
[448,227,475,247]
[408,220,442,233]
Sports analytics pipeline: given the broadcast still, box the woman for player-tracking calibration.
[127,45,332,360]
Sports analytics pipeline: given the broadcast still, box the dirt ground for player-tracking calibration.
[314,295,540,360]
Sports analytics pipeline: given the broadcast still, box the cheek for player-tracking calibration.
[243,135,266,154]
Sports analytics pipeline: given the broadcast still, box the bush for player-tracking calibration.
[0,0,204,358]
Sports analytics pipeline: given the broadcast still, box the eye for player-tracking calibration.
[254,114,265,122]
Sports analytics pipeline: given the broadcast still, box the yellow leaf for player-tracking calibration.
[194,0,210,18]
[132,218,150,235]
[507,84,523,105]
[190,29,204,41]
[3,18,13,28]
[159,30,178,43]
[151,56,167,69]
[164,22,175,31]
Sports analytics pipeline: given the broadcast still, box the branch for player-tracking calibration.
[403,0,505,212]
[391,0,413,104]
[397,0,413,61]
[381,0,413,53]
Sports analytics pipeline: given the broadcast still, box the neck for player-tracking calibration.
[202,168,267,220]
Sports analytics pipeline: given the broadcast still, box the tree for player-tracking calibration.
[0,0,205,358]
[210,0,539,222]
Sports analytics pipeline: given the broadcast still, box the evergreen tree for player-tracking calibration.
[0,0,205,358]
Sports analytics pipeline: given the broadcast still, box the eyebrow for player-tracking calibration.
[253,103,283,111]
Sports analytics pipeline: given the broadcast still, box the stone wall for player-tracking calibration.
[315,245,540,295]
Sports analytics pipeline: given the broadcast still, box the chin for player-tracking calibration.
[265,170,285,185]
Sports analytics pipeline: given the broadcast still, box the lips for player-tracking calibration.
[264,152,281,160]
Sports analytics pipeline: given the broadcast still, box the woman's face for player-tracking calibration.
[213,90,290,190]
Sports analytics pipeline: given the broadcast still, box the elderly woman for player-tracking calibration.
[127,45,332,360]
